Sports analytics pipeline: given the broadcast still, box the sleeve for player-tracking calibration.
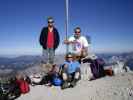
[39,28,44,46]
[76,61,80,68]
[82,36,89,47]
[68,36,75,41]
[56,29,60,48]
[53,28,60,49]
[63,61,68,65]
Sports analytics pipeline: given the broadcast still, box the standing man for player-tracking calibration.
[39,17,60,64]
[64,27,89,62]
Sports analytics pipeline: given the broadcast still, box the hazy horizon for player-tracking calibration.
[0,50,133,58]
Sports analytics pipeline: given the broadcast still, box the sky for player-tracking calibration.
[0,0,133,56]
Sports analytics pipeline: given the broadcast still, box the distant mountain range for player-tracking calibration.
[0,55,42,69]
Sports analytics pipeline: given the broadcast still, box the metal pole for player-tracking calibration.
[65,0,69,54]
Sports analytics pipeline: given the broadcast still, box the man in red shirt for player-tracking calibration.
[39,17,60,64]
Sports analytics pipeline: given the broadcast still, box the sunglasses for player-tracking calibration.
[48,21,54,23]
[75,31,80,33]
[67,56,73,58]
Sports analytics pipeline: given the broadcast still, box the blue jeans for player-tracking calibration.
[42,48,55,64]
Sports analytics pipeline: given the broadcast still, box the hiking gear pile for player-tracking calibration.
[0,76,29,100]
[82,57,105,80]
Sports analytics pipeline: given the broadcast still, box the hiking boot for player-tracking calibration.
[45,82,52,87]
[70,79,77,88]
[61,81,69,89]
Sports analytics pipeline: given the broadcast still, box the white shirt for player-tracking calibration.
[68,35,89,54]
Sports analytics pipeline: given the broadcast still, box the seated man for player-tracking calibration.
[61,53,81,89]
[64,27,90,62]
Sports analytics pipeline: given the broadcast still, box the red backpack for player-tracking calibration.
[16,80,30,94]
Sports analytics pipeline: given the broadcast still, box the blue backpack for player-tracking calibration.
[52,74,62,86]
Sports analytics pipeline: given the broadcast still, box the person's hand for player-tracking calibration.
[82,48,86,52]
[81,48,88,57]
[64,64,68,69]
[72,40,77,44]
[64,40,75,44]
[69,40,78,44]
[64,39,69,44]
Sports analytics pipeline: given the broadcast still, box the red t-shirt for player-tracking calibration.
[47,31,54,48]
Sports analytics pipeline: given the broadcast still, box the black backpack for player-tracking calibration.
[0,78,21,100]
[0,82,10,100]
[9,78,21,99]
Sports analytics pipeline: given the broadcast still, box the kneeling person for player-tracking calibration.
[61,53,81,89]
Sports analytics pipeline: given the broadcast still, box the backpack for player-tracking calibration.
[0,83,10,100]
[16,79,30,94]
[52,74,62,86]
[82,58,105,79]
[0,78,21,100]
[8,77,21,100]
[30,74,44,85]
[90,59,105,78]
[52,77,62,86]
[104,68,114,76]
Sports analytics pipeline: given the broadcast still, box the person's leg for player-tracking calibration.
[61,65,69,89]
[42,49,48,64]
[70,68,81,87]
[61,66,67,80]
[48,48,55,64]
[74,67,81,80]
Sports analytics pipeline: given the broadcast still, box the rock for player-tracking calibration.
[16,72,133,100]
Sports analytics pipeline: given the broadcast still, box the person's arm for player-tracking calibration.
[82,47,88,53]
[81,36,90,56]
[53,28,60,49]
[39,28,44,46]
[63,64,68,69]
[64,39,75,44]
[64,39,70,44]
[83,36,89,48]
[64,36,75,44]
[39,27,48,49]
[56,29,60,48]
[60,63,68,74]
[75,61,80,69]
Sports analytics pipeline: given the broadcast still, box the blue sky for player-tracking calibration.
[0,0,133,55]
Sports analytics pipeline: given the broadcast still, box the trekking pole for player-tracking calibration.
[65,0,69,54]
